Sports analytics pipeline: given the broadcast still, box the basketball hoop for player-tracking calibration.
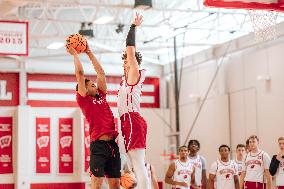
[203,0,284,42]
[247,9,278,41]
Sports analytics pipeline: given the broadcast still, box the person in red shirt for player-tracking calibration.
[67,44,120,189]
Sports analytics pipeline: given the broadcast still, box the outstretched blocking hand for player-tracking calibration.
[133,12,143,27]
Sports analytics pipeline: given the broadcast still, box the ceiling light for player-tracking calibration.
[94,16,114,24]
[47,42,64,50]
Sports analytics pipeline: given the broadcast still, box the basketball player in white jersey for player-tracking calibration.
[269,136,284,189]
[165,146,198,189]
[188,140,207,189]
[117,13,150,189]
[145,163,159,189]
[209,145,239,189]
[234,144,246,177]
[240,135,272,189]
[245,139,251,153]
[130,162,159,189]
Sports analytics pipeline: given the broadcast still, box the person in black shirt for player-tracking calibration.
[269,136,284,188]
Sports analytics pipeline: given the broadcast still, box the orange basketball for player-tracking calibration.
[66,33,87,54]
[120,173,137,189]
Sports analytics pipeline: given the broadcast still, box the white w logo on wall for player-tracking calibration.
[0,135,11,148]
[60,136,72,148]
[37,136,49,149]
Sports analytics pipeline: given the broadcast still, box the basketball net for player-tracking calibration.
[247,9,278,41]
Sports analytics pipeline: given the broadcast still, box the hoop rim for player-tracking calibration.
[204,0,284,12]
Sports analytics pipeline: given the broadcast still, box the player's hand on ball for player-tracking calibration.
[67,46,77,55]
[85,41,91,54]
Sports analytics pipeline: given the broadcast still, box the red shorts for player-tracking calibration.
[120,112,147,152]
[277,187,284,189]
[244,181,266,189]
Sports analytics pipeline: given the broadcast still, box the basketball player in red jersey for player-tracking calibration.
[117,13,150,189]
[240,135,271,189]
[67,45,120,189]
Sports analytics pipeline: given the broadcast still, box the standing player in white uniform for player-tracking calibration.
[117,13,150,189]
[188,140,207,189]
[234,144,246,177]
[145,163,159,189]
[245,139,251,153]
[240,135,272,189]
[165,146,198,189]
[269,136,284,189]
[209,145,239,189]
[130,162,159,189]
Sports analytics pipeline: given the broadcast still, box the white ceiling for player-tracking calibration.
[1,0,284,66]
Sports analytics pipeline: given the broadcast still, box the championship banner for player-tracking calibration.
[0,117,13,174]
[0,21,28,56]
[36,118,50,173]
[58,118,73,174]
[83,119,90,172]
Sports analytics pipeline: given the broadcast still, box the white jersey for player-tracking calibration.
[234,159,243,177]
[275,159,284,186]
[146,163,152,189]
[117,69,146,117]
[173,159,194,189]
[209,160,238,189]
[242,150,271,183]
[188,155,206,186]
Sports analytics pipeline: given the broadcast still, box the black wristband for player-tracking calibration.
[130,24,136,29]
[126,24,136,47]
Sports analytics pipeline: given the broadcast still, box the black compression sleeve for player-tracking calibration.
[269,155,280,176]
[126,24,136,47]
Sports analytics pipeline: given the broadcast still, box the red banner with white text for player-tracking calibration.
[36,118,50,173]
[58,118,73,174]
[0,117,13,174]
[84,119,90,173]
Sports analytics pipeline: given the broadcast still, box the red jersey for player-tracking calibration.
[76,90,118,142]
